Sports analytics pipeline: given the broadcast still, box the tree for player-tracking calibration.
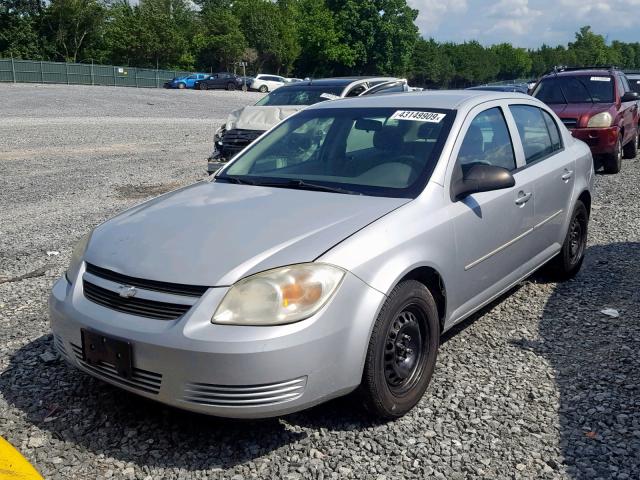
[327,0,419,75]
[43,0,105,62]
[234,0,300,74]
[568,26,609,66]
[195,6,246,72]
[410,38,453,87]
[293,0,354,76]
[490,43,532,80]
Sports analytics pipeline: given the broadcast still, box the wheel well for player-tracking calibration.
[399,267,446,328]
[578,190,591,216]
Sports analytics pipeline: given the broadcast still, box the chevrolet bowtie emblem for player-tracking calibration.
[118,285,137,298]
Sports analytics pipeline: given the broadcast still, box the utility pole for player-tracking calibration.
[10,54,16,83]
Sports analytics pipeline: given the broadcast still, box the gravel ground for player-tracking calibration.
[0,84,639,480]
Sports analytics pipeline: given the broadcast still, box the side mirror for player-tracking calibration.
[452,164,515,200]
[621,91,639,102]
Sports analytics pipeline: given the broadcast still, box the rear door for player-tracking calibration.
[507,104,575,257]
[446,103,536,320]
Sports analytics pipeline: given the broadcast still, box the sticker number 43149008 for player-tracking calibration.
[390,110,446,123]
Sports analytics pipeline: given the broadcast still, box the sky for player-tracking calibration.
[406,0,640,48]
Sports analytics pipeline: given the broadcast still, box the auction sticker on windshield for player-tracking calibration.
[390,111,446,122]
[590,76,611,82]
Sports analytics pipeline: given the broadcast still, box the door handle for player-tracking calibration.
[561,170,573,182]
[515,192,532,206]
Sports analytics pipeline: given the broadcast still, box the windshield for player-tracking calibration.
[533,75,614,103]
[217,107,455,198]
[254,86,345,106]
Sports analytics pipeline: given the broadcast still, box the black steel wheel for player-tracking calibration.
[544,200,589,280]
[227,82,237,91]
[199,83,208,90]
[360,280,440,419]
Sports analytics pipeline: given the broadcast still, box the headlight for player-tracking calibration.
[65,232,91,284]
[587,112,613,128]
[212,263,345,326]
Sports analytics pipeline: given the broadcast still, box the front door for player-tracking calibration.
[447,105,535,321]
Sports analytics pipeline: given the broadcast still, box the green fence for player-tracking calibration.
[0,58,197,88]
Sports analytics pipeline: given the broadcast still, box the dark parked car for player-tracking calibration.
[532,67,639,173]
[195,72,247,91]
[466,84,529,94]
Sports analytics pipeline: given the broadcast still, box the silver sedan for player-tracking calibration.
[50,91,594,419]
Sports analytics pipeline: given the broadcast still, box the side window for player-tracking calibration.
[457,107,516,171]
[509,105,554,164]
[346,84,367,97]
[615,76,625,97]
[541,110,563,152]
[620,75,631,93]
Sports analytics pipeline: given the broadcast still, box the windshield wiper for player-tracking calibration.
[214,175,257,185]
[253,178,361,195]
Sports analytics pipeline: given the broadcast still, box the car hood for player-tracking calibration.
[226,106,304,131]
[85,181,408,287]
[548,103,612,121]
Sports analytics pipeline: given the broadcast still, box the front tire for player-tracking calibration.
[259,85,268,93]
[622,128,638,159]
[602,135,622,174]
[199,83,208,90]
[177,82,186,90]
[360,280,440,419]
[545,200,588,280]
[227,82,237,91]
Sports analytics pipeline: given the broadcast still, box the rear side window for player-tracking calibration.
[510,105,556,164]
[457,107,516,171]
[541,110,562,152]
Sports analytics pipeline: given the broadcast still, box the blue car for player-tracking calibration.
[164,73,210,89]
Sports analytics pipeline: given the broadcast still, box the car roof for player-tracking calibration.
[544,69,617,78]
[308,89,533,111]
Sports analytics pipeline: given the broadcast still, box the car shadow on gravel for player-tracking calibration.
[1,243,638,474]
[0,334,306,470]
[517,242,640,478]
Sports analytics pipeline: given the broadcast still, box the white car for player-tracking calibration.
[251,74,287,93]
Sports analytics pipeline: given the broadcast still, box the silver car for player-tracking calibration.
[50,91,594,419]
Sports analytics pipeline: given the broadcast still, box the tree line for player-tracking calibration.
[2,0,640,87]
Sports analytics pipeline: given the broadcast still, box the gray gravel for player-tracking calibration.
[0,83,638,480]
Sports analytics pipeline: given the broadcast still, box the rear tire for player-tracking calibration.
[177,82,186,90]
[199,83,208,90]
[622,128,638,159]
[259,85,268,93]
[602,135,622,174]
[359,280,440,419]
[544,200,588,280]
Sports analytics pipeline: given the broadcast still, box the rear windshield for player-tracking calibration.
[254,86,345,106]
[218,107,455,198]
[533,75,614,103]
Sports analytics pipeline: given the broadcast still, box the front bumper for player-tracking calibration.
[570,126,619,155]
[49,267,384,418]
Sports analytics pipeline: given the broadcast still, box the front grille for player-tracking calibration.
[85,263,208,297]
[183,377,307,408]
[561,118,578,129]
[220,129,263,157]
[70,342,162,395]
[83,280,191,320]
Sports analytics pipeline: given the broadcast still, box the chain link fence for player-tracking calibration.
[0,58,196,88]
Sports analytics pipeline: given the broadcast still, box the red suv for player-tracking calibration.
[533,67,639,173]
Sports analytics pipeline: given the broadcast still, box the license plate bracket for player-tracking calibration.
[81,329,133,379]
